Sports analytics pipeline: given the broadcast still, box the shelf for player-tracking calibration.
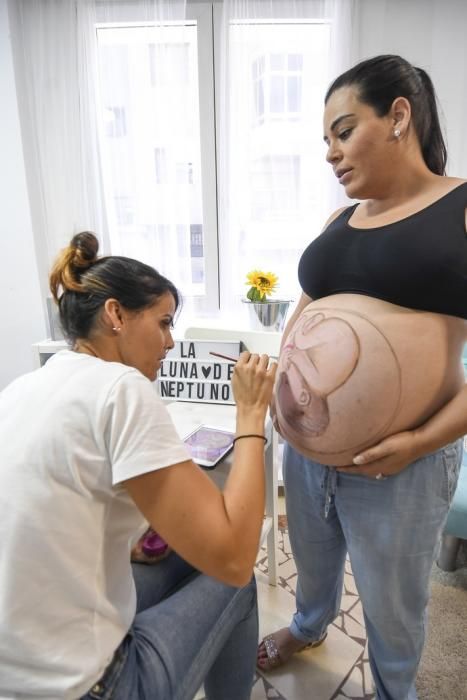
[33,339,69,352]
[32,339,69,368]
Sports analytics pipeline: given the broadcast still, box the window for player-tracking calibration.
[253,53,303,123]
[250,155,301,220]
[154,148,168,184]
[95,5,332,313]
[148,42,190,86]
[104,107,127,137]
[114,195,135,226]
[222,20,332,301]
[96,9,215,309]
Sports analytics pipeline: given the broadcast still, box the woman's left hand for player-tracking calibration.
[336,430,422,479]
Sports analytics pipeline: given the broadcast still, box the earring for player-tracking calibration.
[394,128,401,138]
[112,327,121,332]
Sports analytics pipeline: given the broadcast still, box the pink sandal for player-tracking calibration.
[258,631,327,671]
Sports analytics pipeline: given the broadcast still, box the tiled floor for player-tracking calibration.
[195,496,374,700]
[252,526,373,700]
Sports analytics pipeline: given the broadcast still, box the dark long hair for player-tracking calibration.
[49,231,180,342]
[325,55,447,175]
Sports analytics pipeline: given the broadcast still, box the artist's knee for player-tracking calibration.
[235,574,258,622]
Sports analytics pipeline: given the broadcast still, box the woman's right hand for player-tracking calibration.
[231,351,277,417]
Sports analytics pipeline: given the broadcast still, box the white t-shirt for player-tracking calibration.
[0,350,190,699]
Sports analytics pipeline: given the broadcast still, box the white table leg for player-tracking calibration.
[264,429,279,585]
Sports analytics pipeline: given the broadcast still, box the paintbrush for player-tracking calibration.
[209,351,239,363]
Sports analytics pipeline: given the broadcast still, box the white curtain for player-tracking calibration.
[94,0,202,297]
[351,0,467,179]
[216,0,356,314]
[9,0,109,267]
[9,0,189,282]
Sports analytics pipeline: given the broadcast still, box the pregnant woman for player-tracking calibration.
[257,55,467,700]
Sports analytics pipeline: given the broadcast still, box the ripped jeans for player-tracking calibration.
[282,440,462,700]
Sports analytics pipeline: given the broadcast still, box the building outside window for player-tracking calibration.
[96,6,332,313]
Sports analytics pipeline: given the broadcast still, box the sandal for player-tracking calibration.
[257,629,328,671]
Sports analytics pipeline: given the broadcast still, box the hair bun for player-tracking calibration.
[71,231,99,267]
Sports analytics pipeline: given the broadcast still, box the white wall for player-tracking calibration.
[354,0,467,178]
[0,0,47,390]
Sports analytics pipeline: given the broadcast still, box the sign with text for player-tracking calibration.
[156,339,243,404]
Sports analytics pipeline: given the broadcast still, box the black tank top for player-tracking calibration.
[298,182,467,319]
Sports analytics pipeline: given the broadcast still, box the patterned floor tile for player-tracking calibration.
[255,528,372,700]
[196,521,373,700]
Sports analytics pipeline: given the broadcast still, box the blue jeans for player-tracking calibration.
[282,440,462,700]
[82,555,258,700]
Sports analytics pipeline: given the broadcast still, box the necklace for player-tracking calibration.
[74,341,99,358]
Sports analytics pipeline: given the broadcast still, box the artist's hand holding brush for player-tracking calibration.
[209,349,277,426]
[208,351,276,572]
[126,350,277,586]
[231,352,277,436]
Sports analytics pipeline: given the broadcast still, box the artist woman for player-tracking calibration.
[0,231,276,699]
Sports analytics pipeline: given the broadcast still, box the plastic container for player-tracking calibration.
[141,529,168,557]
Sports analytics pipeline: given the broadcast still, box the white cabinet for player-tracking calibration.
[32,339,69,368]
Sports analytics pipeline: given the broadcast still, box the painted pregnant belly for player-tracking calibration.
[273,307,402,461]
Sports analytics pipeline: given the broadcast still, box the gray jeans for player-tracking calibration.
[82,556,258,700]
[283,439,462,700]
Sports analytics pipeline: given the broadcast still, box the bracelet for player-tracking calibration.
[233,434,267,445]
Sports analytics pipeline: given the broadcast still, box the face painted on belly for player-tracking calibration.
[272,306,402,460]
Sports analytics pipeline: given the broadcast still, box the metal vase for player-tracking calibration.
[243,299,292,332]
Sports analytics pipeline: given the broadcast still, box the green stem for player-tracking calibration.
[247,287,266,302]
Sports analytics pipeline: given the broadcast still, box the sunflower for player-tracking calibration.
[245,270,279,302]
